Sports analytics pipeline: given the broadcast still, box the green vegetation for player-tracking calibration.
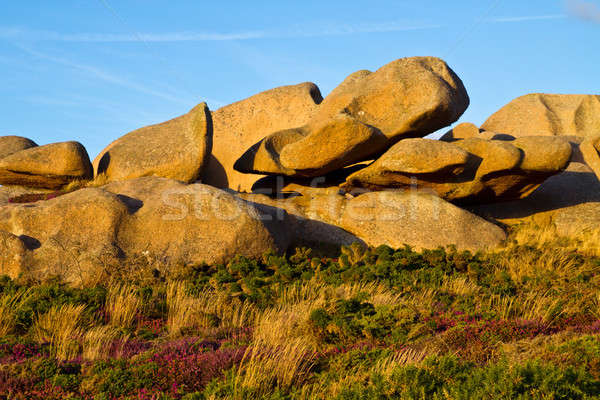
[1,224,600,399]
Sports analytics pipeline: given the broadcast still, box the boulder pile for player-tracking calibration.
[1,55,599,284]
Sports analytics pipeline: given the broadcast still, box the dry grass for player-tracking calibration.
[166,281,257,336]
[234,338,317,396]
[62,174,110,192]
[33,304,86,361]
[82,325,123,360]
[0,289,31,336]
[106,284,142,329]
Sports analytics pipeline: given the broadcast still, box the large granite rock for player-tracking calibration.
[94,103,212,184]
[241,188,506,252]
[342,136,572,204]
[0,136,37,160]
[235,56,469,178]
[0,188,128,284]
[0,178,291,284]
[102,177,290,266]
[0,141,93,189]
[203,83,322,191]
[481,94,600,138]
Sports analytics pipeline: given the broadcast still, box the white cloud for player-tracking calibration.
[488,14,567,23]
[0,21,441,43]
[15,45,194,105]
[567,0,600,22]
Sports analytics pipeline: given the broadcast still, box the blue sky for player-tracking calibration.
[1,0,599,159]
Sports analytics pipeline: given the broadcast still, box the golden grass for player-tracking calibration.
[166,281,257,336]
[62,173,110,192]
[0,288,31,336]
[233,338,317,396]
[33,303,86,361]
[82,325,123,361]
[106,284,142,329]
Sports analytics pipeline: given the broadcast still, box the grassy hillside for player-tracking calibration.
[1,224,600,399]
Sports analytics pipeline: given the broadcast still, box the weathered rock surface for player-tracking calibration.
[0,178,291,284]
[241,188,506,252]
[0,188,128,284]
[481,94,600,138]
[440,122,481,142]
[339,191,506,251]
[0,136,37,160]
[468,162,600,226]
[342,136,572,204]
[94,103,212,184]
[203,83,322,191]
[235,56,469,178]
[102,177,290,266]
[580,135,600,181]
[0,230,29,279]
[0,141,93,189]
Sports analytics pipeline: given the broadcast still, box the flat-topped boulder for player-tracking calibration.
[235,56,469,178]
[482,94,600,138]
[342,136,572,204]
[0,136,37,160]
[94,103,212,184]
[0,141,92,189]
[203,82,321,192]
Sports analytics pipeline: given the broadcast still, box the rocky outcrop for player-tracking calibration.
[94,103,212,184]
[0,141,92,189]
[235,56,469,178]
[342,136,572,204]
[102,177,290,267]
[0,188,128,284]
[241,188,506,252]
[203,83,322,191]
[0,136,37,160]
[481,94,600,138]
[0,178,291,284]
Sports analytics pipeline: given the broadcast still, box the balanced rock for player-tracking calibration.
[235,56,469,178]
[482,94,600,138]
[0,141,92,189]
[95,103,212,183]
[203,83,321,191]
[343,136,572,204]
[0,136,37,160]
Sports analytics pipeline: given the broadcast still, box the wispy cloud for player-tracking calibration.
[0,21,441,43]
[567,0,600,22]
[488,14,567,23]
[15,45,194,105]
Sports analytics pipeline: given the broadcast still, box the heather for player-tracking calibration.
[1,224,600,399]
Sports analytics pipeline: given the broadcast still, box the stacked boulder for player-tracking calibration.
[1,56,600,284]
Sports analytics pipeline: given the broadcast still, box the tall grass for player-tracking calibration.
[0,288,31,336]
[106,284,142,329]
[33,304,86,361]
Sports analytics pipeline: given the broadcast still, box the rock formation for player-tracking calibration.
[94,103,212,184]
